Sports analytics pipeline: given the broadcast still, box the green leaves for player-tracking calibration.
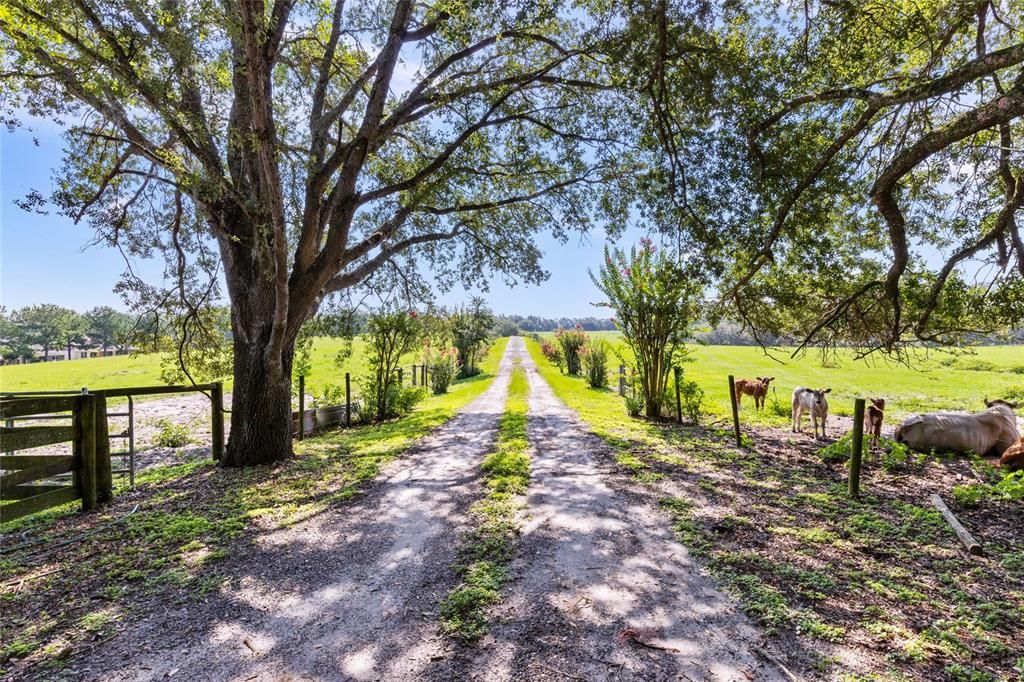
[591,241,702,417]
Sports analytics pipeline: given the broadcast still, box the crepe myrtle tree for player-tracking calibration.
[591,241,702,419]
[0,1,632,466]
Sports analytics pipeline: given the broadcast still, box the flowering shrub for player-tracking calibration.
[423,342,459,395]
[580,340,609,388]
[591,241,702,418]
[554,326,588,375]
[540,341,564,370]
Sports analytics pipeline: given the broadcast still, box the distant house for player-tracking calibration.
[0,345,132,365]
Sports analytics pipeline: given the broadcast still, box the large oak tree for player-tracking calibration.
[1,0,631,465]
[630,0,1024,356]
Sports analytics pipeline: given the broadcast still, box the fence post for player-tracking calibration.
[619,364,626,396]
[727,375,742,447]
[849,398,866,498]
[297,375,305,441]
[345,372,352,427]
[94,391,112,503]
[78,393,98,512]
[412,364,417,386]
[674,367,683,425]
[211,381,224,461]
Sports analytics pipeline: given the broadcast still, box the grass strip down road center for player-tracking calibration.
[440,362,530,641]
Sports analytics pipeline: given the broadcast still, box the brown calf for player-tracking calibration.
[735,376,776,411]
[1000,437,1024,472]
[864,398,885,448]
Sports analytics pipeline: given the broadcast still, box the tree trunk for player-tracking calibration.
[221,332,295,467]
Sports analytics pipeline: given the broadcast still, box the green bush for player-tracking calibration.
[539,340,564,371]
[591,241,701,419]
[151,419,194,448]
[817,433,858,463]
[624,391,644,418]
[580,339,609,388]
[678,378,706,425]
[952,471,1024,508]
[879,438,922,472]
[312,384,346,407]
[362,308,423,421]
[359,376,426,421]
[955,358,997,372]
[766,389,790,417]
[422,343,458,395]
[952,484,987,508]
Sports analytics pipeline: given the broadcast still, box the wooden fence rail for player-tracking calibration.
[0,394,101,523]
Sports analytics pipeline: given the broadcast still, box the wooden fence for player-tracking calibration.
[0,393,107,523]
[1,383,225,524]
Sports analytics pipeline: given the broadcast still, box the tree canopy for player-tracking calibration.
[4,0,1024,463]
[627,0,1024,355]
[0,0,636,464]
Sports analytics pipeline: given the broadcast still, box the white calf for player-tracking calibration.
[792,387,831,440]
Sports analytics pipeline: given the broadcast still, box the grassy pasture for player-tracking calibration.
[0,337,388,399]
[539,331,1024,421]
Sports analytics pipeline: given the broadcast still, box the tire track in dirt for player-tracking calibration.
[441,338,786,681]
[67,341,521,682]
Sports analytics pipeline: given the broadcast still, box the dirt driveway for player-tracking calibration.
[53,339,781,681]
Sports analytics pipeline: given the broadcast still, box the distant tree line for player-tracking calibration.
[0,305,138,362]
[494,314,1023,347]
[493,315,618,334]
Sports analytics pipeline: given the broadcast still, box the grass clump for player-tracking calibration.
[151,418,195,448]
[441,366,530,641]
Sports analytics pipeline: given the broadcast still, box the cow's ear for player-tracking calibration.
[1008,401,1020,409]
[984,397,993,407]
[769,377,776,381]
[824,388,832,393]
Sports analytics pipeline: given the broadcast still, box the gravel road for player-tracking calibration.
[64,338,783,681]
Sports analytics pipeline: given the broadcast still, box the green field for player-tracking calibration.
[0,337,379,399]
[538,332,1024,420]
[4,334,1022,420]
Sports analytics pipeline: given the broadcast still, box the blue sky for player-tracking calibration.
[1,123,640,319]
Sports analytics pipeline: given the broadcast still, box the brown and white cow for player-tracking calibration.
[1000,437,1024,472]
[894,398,1020,458]
[792,387,831,440]
[865,398,885,448]
[735,376,776,411]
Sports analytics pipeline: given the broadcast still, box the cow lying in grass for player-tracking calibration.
[792,387,831,440]
[1000,437,1024,471]
[895,399,1020,458]
[865,398,885,448]
[735,376,775,411]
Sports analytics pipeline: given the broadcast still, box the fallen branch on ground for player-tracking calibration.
[930,493,984,557]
